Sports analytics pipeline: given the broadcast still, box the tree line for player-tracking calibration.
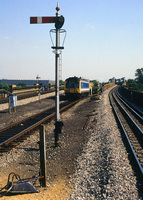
[126,68,143,91]
[0,82,27,91]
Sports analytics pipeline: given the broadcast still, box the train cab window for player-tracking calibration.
[75,82,79,88]
[71,82,75,88]
[66,82,69,88]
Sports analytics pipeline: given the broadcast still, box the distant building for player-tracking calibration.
[109,77,115,83]
[115,77,125,84]
[0,79,55,86]
[121,77,125,82]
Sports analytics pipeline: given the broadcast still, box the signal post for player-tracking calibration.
[30,3,65,146]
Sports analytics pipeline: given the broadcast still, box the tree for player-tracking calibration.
[1,84,9,90]
[126,79,138,89]
[0,83,3,89]
[17,82,27,87]
[59,80,64,84]
[92,80,99,94]
[126,68,143,91]
[135,68,143,84]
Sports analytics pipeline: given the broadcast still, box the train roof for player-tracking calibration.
[65,76,89,82]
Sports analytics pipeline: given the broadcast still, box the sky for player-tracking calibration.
[0,0,143,82]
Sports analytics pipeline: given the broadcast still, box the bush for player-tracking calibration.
[17,83,27,87]
[92,80,99,94]
[0,83,9,90]
[126,79,143,92]
[59,80,64,84]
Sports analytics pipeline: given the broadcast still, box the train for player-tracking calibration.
[64,76,90,99]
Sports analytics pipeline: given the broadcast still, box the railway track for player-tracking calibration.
[109,86,143,178]
[0,99,80,152]
[0,87,64,104]
[0,90,49,104]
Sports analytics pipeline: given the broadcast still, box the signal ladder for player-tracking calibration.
[59,52,62,81]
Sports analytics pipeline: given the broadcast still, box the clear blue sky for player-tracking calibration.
[0,0,143,82]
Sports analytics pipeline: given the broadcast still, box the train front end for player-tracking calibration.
[64,77,89,99]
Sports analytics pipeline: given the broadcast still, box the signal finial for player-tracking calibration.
[56,2,60,11]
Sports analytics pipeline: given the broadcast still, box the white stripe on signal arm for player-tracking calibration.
[37,17,42,23]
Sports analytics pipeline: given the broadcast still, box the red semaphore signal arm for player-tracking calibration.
[30,16,57,24]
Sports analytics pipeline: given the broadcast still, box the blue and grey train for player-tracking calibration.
[64,76,90,99]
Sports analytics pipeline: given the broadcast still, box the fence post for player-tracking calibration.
[39,124,47,187]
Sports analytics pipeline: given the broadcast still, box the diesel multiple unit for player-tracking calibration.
[64,77,90,98]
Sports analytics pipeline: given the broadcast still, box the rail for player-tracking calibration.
[0,85,64,104]
[0,98,81,149]
[109,86,143,176]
